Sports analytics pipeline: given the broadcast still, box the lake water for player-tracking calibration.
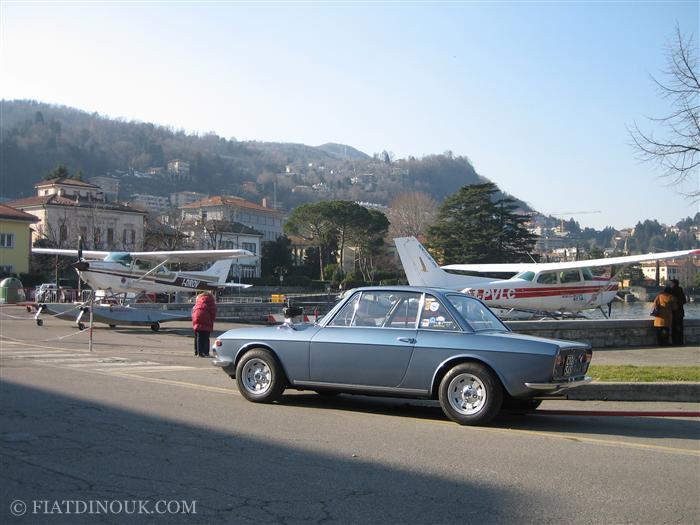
[582,300,699,320]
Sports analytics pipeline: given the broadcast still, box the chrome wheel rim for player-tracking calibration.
[242,358,272,395]
[447,373,487,415]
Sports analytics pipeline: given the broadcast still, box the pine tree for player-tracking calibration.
[427,183,537,264]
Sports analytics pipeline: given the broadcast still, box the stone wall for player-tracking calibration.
[136,302,699,347]
[505,319,699,348]
[135,301,333,324]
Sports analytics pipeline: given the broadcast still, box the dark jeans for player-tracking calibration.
[195,330,211,356]
[671,313,684,345]
[656,327,670,346]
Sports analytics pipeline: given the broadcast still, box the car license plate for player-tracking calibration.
[564,354,576,376]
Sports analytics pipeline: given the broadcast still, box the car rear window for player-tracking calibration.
[445,294,507,332]
[419,295,459,331]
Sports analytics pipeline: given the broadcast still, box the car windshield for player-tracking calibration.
[445,294,508,332]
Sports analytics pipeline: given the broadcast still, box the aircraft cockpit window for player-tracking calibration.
[134,259,152,271]
[581,268,595,281]
[559,270,581,283]
[536,271,558,284]
[514,271,535,281]
[134,259,169,274]
[104,252,132,267]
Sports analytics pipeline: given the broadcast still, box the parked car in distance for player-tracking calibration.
[35,283,57,302]
[213,286,592,425]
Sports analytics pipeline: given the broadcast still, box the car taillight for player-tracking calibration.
[215,339,222,347]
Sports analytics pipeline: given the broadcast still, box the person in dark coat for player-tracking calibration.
[192,291,217,357]
[652,287,677,346]
[669,279,686,345]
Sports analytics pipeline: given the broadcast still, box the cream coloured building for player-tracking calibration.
[181,195,284,242]
[7,178,147,250]
[640,258,700,287]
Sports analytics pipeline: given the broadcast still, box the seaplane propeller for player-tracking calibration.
[73,236,90,272]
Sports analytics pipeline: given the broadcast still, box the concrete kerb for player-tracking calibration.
[566,382,700,403]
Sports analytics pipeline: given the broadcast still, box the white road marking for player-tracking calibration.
[34,357,113,364]
[64,361,159,368]
[97,365,196,372]
[2,352,76,358]
[1,347,195,374]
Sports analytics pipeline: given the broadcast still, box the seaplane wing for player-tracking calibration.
[32,247,257,263]
[442,248,700,273]
[129,249,256,263]
[32,248,110,260]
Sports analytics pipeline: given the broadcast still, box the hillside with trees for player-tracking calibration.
[0,100,499,210]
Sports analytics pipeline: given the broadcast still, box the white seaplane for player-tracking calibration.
[33,247,256,295]
[394,237,700,318]
[31,246,257,330]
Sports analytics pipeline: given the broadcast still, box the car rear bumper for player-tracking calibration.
[525,376,592,393]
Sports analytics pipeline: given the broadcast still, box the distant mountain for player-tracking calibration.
[316,143,370,160]
[0,99,521,212]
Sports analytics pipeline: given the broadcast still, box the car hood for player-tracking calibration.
[219,323,320,341]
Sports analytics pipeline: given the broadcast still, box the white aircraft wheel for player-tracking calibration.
[78,322,85,331]
[36,319,43,327]
[150,322,160,332]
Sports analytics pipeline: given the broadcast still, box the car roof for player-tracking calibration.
[349,286,462,295]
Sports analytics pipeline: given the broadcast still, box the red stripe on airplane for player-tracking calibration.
[472,285,618,300]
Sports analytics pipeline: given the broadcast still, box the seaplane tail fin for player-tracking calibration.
[189,259,234,284]
[393,237,491,290]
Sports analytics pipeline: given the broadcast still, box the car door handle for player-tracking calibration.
[396,337,416,344]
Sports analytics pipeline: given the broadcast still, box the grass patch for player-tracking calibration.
[588,365,700,382]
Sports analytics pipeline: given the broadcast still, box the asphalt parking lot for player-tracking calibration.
[1,306,699,524]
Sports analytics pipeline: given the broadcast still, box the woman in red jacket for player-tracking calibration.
[192,291,217,357]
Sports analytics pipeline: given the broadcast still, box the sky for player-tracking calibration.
[1,0,699,230]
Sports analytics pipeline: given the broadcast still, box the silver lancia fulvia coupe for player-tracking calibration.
[212,286,592,425]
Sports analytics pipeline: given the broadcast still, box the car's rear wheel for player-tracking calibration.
[438,362,502,425]
[236,348,285,403]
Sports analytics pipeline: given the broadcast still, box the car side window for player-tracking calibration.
[328,293,360,327]
[381,293,421,328]
[355,291,421,328]
[328,291,421,328]
[419,295,458,331]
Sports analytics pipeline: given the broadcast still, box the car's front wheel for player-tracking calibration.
[235,348,285,403]
[438,362,502,425]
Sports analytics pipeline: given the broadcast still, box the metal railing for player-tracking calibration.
[217,296,264,304]
[34,289,81,303]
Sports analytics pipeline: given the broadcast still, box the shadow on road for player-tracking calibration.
[1,380,528,524]
[278,392,699,441]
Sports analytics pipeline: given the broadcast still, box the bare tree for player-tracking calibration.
[630,27,700,197]
[386,191,438,239]
[144,211,187,250]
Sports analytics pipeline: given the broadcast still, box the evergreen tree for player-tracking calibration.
[427,183,537,264]
[44,163,70,180]
[284,201,336,280]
